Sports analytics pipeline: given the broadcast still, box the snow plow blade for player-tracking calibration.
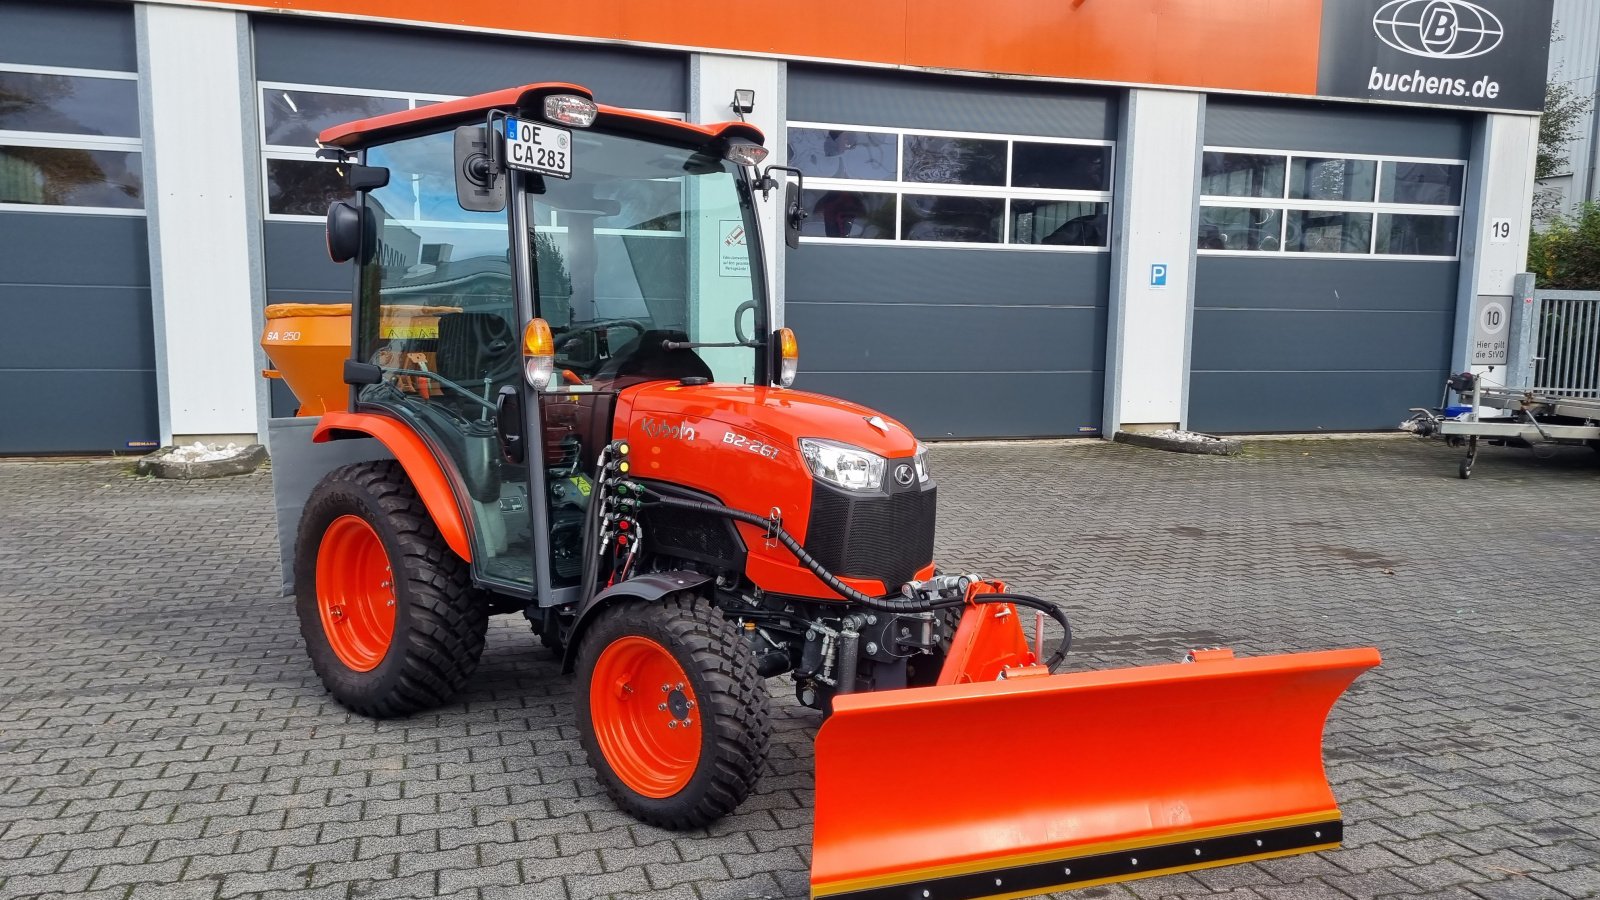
[811,646,1380,900]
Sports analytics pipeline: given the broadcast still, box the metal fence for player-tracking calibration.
[1533,291,1600,399]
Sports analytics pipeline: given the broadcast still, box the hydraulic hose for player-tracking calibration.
[635,490,1073,671]
[976,592,1073,671]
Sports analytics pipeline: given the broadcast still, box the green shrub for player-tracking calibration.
[1530,202,1600,290]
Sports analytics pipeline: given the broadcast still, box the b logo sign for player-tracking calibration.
[1373,0,1504,59]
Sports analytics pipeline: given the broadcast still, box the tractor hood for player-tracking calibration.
[613,381,931,599]
[622,383,920,459]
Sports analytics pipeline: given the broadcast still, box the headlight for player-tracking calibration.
[799,438,885,492]
[914,442,931,483]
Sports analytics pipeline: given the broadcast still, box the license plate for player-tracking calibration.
[504,117,572,178]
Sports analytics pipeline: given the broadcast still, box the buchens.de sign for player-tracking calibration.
[1315,0,1551,113]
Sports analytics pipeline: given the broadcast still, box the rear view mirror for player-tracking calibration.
[346,163,389,191]
[455,124,505,213]
[325,200,374,264]
[785,182,805,250]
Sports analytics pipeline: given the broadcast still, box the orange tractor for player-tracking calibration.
[262,82,1380,899]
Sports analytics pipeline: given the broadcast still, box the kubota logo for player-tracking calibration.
[640,417,696,441]
[1372,0,1504,60]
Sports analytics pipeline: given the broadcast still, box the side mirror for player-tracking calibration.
[455,124,505,213]
[785,181,805,250]
[325,200,374,264]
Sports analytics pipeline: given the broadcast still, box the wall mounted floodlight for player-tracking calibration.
[731,89,756,119]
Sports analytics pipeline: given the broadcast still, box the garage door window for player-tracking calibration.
[1200,148,1464,259]
[1288,157,1377,203]
[1379,162,1464,205]
[259,83,449,219]
[789,123,1113,250]
[0,66,142,214]
[1201,153,1284,198]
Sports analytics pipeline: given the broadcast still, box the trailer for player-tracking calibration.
[1404,374,1600,478]
[1404,284,1600,478]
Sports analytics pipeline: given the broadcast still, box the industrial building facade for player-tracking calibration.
[0,0,1554,452]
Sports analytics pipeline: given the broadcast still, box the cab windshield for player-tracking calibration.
[526,130,765,387]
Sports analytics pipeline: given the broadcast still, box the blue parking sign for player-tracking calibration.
[1150,264,1168,287]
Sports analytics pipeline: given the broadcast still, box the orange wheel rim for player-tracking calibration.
[315,515,396,672]
[589,635,701,798]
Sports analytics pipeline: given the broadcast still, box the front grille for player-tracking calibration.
[804,481,936,591]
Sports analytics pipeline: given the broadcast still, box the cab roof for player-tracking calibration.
[317,81,764,151]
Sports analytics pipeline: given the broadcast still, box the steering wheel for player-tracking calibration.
[552,318,649,378]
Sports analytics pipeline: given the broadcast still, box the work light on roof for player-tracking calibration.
[544,94,597,128]
[724,140,769,167]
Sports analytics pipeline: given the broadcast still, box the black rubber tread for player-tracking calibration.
[574,594,771,830]
[294,460,488,718]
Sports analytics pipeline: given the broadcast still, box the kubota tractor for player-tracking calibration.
[261,82,1380,899]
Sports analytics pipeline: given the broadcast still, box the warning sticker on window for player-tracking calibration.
[720,220,749,277]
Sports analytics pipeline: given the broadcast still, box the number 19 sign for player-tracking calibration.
[505,118,573,179]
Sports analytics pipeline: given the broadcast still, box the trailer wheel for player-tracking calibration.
[575,595,770,829]
[294,461,487,718]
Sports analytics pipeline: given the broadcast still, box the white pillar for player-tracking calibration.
[688,53,787,329]
[136,3,265,445]
[1103,88,1204,435]
[1454,113,1539,374]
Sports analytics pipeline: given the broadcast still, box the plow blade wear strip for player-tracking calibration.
[810,646,1380,900]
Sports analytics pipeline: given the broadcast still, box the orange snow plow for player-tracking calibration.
[812,602,1379,900]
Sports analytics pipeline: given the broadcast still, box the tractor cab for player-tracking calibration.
[311,84,798,602]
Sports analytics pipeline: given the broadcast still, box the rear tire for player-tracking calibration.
[295,461,487,718]
[575,595,770,829]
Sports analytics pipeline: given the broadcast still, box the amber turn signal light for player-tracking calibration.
[523,318,555,389]
[777,327,798,388]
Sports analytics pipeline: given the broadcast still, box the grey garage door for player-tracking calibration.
[251,17,687,415]
[1190,98,1470,433]
[0,1,158,454]
[785,66,1116,439]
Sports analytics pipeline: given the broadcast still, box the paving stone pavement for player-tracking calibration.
[1,437,1598,900]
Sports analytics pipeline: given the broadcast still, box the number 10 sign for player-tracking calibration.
[1471,295,1510,366]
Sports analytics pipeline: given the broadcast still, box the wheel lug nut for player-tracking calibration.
[675,682,684,691]
[658,703,667,711]
[667,720,677,729]
[685,700,695,709]
[661,684,671,692]
[683,719,692,727]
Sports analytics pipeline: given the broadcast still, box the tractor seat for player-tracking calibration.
[435,312,521,390]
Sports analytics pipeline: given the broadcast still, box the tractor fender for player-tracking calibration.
[312,411,473,562]
[560,571,713,673]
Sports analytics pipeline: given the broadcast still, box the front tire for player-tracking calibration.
[575,595,770,829]
[294,461,488,718]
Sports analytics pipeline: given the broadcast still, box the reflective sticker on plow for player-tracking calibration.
[813,818,1343,900]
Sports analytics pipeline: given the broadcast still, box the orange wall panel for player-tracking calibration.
[900,0,1321,94]
[189,0,1320,95]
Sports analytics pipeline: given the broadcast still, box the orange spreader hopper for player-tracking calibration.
[260,304,460,416]
[812,632,1380,900]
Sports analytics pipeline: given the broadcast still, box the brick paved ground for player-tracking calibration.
[1,437,1598,900]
